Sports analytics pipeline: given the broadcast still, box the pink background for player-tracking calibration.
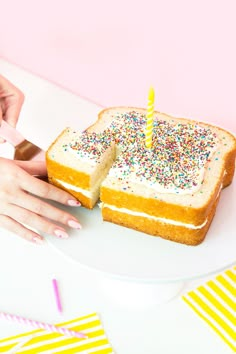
[0,0,235,131]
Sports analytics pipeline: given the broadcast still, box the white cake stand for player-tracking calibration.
[48,178,236,306]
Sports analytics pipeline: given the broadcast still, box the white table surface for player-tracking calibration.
[0,58,234,354]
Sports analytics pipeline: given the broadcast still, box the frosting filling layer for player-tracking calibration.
[55,179,94,198]
[55,179,210,229]
[101,203,208,229]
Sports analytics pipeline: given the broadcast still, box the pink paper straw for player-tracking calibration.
[52,278,63,313]
[0,312,87,339]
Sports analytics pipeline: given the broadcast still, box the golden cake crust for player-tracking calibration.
[102,195,219,246]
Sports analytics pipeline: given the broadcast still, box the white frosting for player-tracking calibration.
[68,147,97,166]
[107,167,205,195]
[108,142,218,195]
[66,129,113,166]
[55,179,93,198]
[56,118,219,196]
[101,203,208,229]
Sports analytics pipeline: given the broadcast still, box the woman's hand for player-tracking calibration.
[0,74,24,143]
[0,158,82,244]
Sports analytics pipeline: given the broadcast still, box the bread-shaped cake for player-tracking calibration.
[46,107,236,245]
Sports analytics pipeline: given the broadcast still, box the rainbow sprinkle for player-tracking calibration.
[61,111,218,193]
[64,130,113,163]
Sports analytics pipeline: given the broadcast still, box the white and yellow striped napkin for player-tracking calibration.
[0,313,114,353]
[182,265,236,352]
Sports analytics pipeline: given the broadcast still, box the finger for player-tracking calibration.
[0,214,44,244]
[4,100,24,127]
[0,108,6,143]
[3,203,71,238]
[2,87,25,127]
[19,171,81,206]
[14,160,47,176]
[13,190,82,229]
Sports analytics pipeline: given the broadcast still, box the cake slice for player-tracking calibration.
[46,127,115,208]
[46,107,236,245]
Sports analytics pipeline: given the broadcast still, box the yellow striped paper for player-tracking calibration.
[0,313,114,353]
[182,265,236,352]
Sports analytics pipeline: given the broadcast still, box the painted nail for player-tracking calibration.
[54,229,69,239]
[32,236,44,245]
[68,220,82,229]
[68,199,81,206]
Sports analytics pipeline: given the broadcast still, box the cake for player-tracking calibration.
[46,107,236,245]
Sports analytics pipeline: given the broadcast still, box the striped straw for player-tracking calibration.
[0,312,87,339]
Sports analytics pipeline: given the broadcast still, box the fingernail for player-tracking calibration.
[32,236,44,245]
[54,229,69,239]
[68,220,82,229]
[68,199,81,206]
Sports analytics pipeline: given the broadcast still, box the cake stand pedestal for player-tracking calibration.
[97,277,186,308]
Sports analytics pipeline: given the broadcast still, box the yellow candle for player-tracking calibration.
[145,87,155,148]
